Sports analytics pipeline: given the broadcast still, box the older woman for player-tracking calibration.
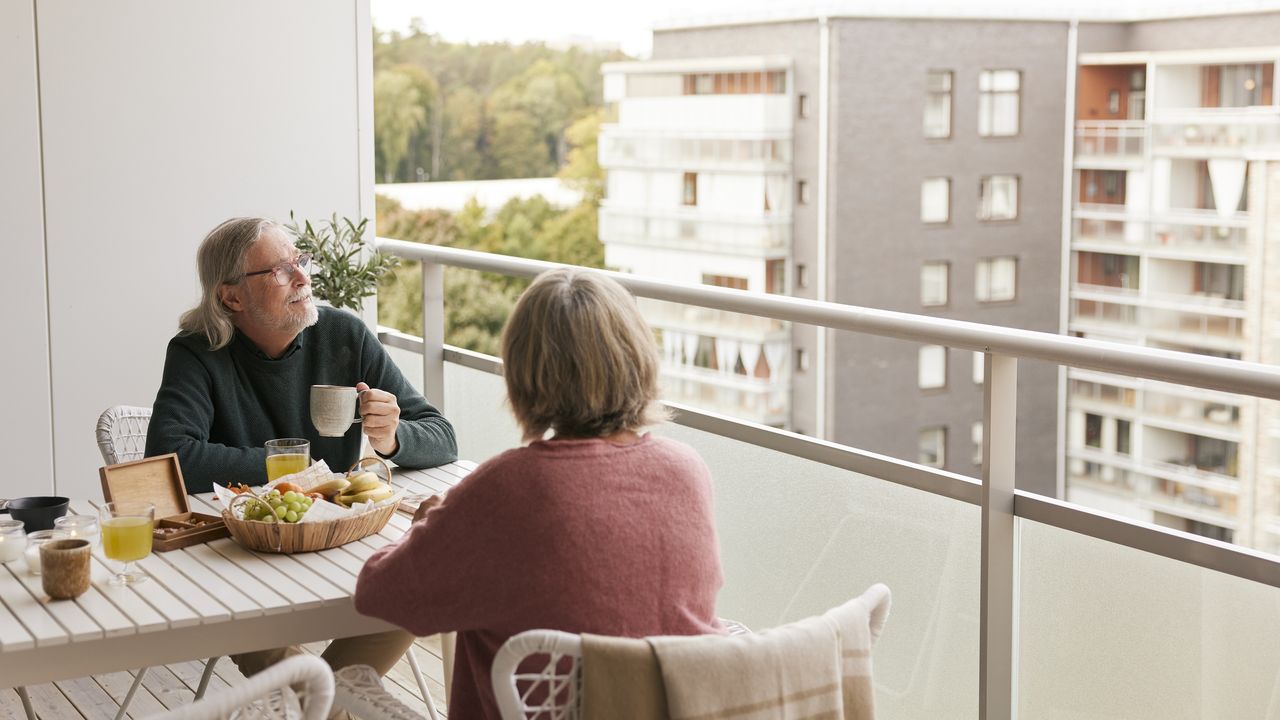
[354,268,724,719]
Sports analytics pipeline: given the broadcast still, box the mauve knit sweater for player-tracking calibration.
[354,434,725,720]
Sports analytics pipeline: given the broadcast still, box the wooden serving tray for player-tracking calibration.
[100,454,229,552]
[153,511,229,552]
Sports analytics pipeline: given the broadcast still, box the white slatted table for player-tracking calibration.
[0,462,474,689]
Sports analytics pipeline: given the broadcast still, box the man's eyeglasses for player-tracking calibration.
[244,253,313,286]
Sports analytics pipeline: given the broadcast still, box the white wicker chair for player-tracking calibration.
[96,405,153,464]
[144,655,334,720]
[491,631,584,720]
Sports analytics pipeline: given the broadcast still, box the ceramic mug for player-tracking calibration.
[41,538,91,600]
[310,385,363,438]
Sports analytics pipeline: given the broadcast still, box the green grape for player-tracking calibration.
[287,501,302,513]
[274,506,288,519]
[285,510,299,523]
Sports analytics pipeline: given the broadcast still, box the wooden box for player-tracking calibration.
[99,453,229,552]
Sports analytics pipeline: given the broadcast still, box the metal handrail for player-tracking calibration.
[375,238,1280,400]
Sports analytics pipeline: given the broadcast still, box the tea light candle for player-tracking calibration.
[54,514,100,545]
[23,529,63,575]
[0,521,24,563]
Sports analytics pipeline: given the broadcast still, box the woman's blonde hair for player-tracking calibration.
[502,268,668,442]
[178,217,278,349]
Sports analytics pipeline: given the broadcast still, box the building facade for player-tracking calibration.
[599,9,1280,515]
[1066,15,1280,550]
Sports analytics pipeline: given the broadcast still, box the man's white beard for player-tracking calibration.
[250,290,319,335]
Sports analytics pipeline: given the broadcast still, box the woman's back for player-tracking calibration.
[354,434,723,719]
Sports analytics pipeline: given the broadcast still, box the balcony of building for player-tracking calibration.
[598,129,792,173]
[602,60,793,135]
[1150,61,1280,156]
[1075,121,1146,168]
[371,240,1280,719]
[598,202,791,258]
[1074,63,1147,168]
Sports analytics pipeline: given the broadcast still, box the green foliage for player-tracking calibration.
[286,213,398,312]
[375,191,606,354]
[559,109,604,203]
[371,28,626,182]
[373,68,429,182]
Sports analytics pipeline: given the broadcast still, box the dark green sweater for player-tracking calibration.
[145,307,457,493]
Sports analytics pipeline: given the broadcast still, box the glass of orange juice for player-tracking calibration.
[266,438,310,481]
[99,501,154,585]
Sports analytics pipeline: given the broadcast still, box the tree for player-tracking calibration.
[559,109,604,203]
[373,69,428,182]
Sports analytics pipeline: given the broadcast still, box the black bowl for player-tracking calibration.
[3,496,70,532]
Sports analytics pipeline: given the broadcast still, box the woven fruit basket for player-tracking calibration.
[221,458,398,554]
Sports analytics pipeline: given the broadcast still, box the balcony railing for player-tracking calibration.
[599,127,792,170]
[599,203,791,256]
[374,239,1280,720]
[1151,107,1280,154]
[1075,120,1146,159]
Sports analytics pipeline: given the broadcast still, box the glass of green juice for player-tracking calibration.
[99,501,154,585]
[265,438,311,481]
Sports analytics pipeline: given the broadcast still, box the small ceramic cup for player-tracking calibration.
[40,538,91,600]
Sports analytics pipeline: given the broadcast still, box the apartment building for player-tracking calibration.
[1065,14,1280,550]
[600,16,1066,495]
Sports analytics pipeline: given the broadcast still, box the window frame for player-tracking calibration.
[921,177,952,224]
[918,344,948,390]
[978,68,1022,138]
[976,256,1018,304]
[921,261,950,307]
[924,69,954,139]
[918,426,947,468]
[978,174,1020,222]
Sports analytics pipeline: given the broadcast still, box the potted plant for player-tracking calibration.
[285,212,398,312]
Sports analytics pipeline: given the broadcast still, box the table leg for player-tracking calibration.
[16,686,34,720]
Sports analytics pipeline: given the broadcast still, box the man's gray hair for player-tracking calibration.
[179,217,279,349]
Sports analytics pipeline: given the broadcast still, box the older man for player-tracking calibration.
[145,216,455,679]
[146,216,456,492]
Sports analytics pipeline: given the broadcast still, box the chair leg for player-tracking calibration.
[405,647,440,720]
[16,686,35,720]
[194,656,219,699]
[113,667,148,720]
[441,632,455,708]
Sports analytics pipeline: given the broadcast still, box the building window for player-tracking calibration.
[797,180,809,205]
[795,348,809,372]
[973,351,985,384]
[766,259,786,294]
[978,175,1019,221]
[918,345,947,389]
[683,71,787,96]
[1116,419,1131,455]
[798,93,809,118]
[925,70,953,138]
[972,421,984,465]
[921,177,951,223]
[703,274,748,291]
[682,172,697,206]
[1084,413,1103,448]
[919,427,946,467]
[921,262,949,307]
[976,257,1017,303]
[795,263,808,289]
[979,69,1021,136]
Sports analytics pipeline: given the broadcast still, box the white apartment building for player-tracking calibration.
[1067,48,1280,550]
[598,57,795,427]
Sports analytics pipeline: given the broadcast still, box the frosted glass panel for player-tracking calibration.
[1019,519,1280,719]
[657,422,980,720]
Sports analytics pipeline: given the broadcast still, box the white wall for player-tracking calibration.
[12,0,372,499]
[0,0,55,496]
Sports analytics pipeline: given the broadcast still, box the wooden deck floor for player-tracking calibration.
[0,635,447,719]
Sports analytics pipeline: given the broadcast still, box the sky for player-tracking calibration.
[371,0,1280,58]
